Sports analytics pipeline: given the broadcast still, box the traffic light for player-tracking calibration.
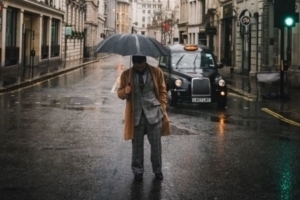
[274,0,297,28]
[283,12,298,27]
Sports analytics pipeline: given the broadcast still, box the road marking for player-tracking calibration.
[111,76,120,93]
[228,92,254,101]
[227,85,257,99]
[261,108,300,127]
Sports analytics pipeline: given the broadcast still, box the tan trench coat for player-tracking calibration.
[117,64,171,140]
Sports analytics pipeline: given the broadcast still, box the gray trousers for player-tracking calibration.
[132,113,162,175]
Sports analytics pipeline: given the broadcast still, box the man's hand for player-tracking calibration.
[125,85,131,94]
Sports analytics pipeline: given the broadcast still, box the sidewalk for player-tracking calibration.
[219,66,300,124]
[0,55,111,93]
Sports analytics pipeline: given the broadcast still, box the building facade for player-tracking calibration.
[98,0,106,43]
[64,0,85,61]
[132,0,164,36]
[0,0,64,85]
[116,0,132,34]
[104,0,117,37]
[84,0,99,57]
[0,0,86,88]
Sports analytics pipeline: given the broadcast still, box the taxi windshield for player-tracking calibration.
[172,52,215,69]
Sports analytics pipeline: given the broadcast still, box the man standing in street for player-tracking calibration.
[117,55,170,181]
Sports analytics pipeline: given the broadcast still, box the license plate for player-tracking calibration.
[192,98,211,103]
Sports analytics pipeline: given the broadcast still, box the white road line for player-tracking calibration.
[111,76,120,93]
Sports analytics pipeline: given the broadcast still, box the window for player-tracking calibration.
[142,17,145,22]
[6,7,17,47]
[42,16,49,59]
[51,19,59,45]
[148,10,150,14]
[42,16,48,45]
[5,7,19,66]
[159,56,169,69]
[142,24,145,28]
[141,31,145,35]
[171,52,215,69]
[143,10,145,13]
[51,18,60,57]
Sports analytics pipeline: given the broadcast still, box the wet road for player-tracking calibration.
[0,55,299,200]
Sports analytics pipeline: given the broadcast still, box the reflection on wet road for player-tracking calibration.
[0,55,299,200]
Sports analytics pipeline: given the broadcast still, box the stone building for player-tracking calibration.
[132,0,164,36]
[0,0,87,88]
[0,0,65,86]
[104,0,117,37]
[116,0,132,34]
[84,0,100,57]
[97,0,106,42]
[63,0,85,61]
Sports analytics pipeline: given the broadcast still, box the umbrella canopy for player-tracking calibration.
[94,33,170,58]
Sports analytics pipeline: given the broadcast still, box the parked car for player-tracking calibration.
[158,44,227,109]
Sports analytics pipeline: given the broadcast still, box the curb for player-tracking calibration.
[0,59,99,94]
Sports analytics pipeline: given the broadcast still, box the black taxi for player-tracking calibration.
[158,44,227,108]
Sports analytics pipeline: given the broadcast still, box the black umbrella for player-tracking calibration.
[94,33,170,58]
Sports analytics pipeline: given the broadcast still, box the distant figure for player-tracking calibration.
[117,55,171,181]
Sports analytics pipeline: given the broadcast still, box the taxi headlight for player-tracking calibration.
[175,79,182,87]
[218,79,226,87]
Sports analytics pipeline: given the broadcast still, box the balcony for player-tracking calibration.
[5,47,19,66]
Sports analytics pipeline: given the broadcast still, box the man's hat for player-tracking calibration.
[132,56,146,63]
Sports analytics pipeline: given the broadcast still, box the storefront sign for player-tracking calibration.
[65,26,72,36]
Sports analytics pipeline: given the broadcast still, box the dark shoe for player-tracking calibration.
[155,173,163,180]
[134,174,143,181]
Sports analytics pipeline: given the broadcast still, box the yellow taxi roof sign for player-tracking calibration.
[184,44,198,51]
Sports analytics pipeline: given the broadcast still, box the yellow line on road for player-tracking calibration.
[261,108,300,127]
[228,92,254,101]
